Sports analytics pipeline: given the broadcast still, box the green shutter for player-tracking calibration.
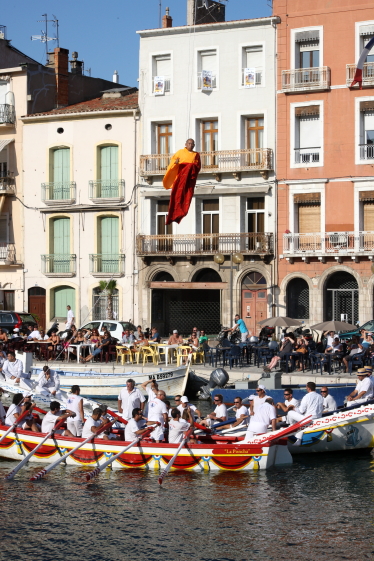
[53,148,70,199]
[54,286,75,318]
[52,218,70,273]
[100,146,118,197]
[99,216,119,272]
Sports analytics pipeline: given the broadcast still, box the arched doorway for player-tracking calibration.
[192,268,222,282]
[28,287,46,329]
[287,278,309,319]
[325,271,358,324]
[92,286,119,320]
[241,272,267,336]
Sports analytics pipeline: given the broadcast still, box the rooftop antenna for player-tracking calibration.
[31,14,59,62]
[159,0,162,27]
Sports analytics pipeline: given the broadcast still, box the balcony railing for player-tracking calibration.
[294,147,321,164]
[283,232,374,255]
[282,67,331,92]
[137,232,273,256]
[89,254,125,276]
[241,68,263,86]
[41,182,76,204]
[140,148,273,177]
[152,76,171,93]
[88,179,125,200]
[0,104,15,125]
[41,254,76,275]
[359,144,374,160]
[0,243,15,262]
[197,72,217,89]
[347,62,374,87]
[0,175,15,194]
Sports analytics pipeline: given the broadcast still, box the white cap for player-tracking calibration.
[181,396,189,403]
[173,330,178,334]
[248,395,255,400]
[257,384,266,391]
[13,328,19,332]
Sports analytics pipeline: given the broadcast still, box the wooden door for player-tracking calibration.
[29,296,46,329]
[242,289,267,336]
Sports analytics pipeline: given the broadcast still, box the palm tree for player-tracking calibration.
[98,280,117,320]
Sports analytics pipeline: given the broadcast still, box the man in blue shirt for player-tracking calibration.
[230,314,249,343]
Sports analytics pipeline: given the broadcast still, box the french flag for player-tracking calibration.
[351,36,374,88]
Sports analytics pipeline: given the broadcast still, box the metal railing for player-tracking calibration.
[294,147,321,164]
[152,76,171,93]
[197,72,217,89]
[0,175,15,194]
[0,243,15,262]
[89,254,125,274]
[283,232,374,255]
[359,144,374,160]
[347,62,374,86]
[89,179,125,199]
[140,148,273,176]
[41,182,76,202]
[41,254,76,274]
[282,67,331,92]
[137,232,273,256]
[241,68,263,86]
[0,104,15,125]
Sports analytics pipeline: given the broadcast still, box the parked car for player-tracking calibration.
[0,311,38,334]
[338,320,374,340]
[79,320,137,342]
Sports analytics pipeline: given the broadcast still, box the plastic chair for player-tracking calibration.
[191,346,205,365]
[139,345,158,366]
[177,346,192,366]
[348,352,366,374]
[116,346,133,365]
[227,346,243,369]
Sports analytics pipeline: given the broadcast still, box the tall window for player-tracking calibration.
[53,286,75,319]
[247,198,264,233]
[202,120,218,167]
[98,216,119,272]
[52,148,70,199]
[198,50,217,89]
[51,217,70,273]
[0,147,7,178]
[152,55,171,93]
[294,30,320,68]
[359,26,374,63]
[360,104,374,160]
[297,203,321,234]
[247,118,264,149]
[157,124,172,155]
[294,106,321,164]
[202,199,219,250]
[242,46,263,85]
[0,216,8,257]
[99,145,118,197]
[157,201,172,251]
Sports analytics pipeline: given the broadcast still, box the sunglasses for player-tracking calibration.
[175,399,181,402]
[256,389,262,392]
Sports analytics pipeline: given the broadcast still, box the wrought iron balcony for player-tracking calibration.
[0,174,15,194]
[89,254,125,277]
[140,148,273,183]
[41,254,76,276]
[359,144,374,160]
[0,104,15,125]
[281,67,331,92]
[0,243,16,263]
[88,179,125,201]
[294,147,321,164]
[41,182,76,204]
[347,62,374,87]
[283,232,374,256]
[137,232,273,256]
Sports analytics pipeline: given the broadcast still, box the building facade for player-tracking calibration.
[275,0,374,326]
[136,10,279,336]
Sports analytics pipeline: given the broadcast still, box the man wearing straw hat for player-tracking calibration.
[346,368,374,406]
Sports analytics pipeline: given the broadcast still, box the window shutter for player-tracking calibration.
[0,217,8,242]
[295,30,319,42]
[54,286,75,318]
[245,46,263,68]
[155,56,171,76]
[53,148,70,183]
[360,25,374,36]
[201,51,217,73]
[100,146,118,181]
[100,216,119,255]
[53,218,70,254]
[298,204,320,233]
[0,81,7,105]
[364,202,374,230]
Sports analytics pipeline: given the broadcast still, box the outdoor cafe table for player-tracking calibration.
[27,341,49,360]
[156,343,179,366]
[67,343,97,362]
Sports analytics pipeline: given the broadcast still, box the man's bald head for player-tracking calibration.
[185,139,195,151]
[157,390,166,401]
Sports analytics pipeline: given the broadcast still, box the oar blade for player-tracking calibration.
[30,468,48,482]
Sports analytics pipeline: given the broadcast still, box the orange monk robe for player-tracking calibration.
[163,148,201,225]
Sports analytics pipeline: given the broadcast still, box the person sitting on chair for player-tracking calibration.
[199,394,227,427]
[265,334,295,372]
[82,330,111,363]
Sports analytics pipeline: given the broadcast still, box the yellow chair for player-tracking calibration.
[191,345,205,365]
[139,345,158,366]
[116,346,133,365]
[176,345,192,367]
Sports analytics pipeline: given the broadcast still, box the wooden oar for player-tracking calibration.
[158,429,193,486]
[29,420,114,481]
[0,407,33,444]
[85,426,155,482]
[4,418,66,480]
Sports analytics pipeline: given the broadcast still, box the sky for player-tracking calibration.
[1,0,272,87]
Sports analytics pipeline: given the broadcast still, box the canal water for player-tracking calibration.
[1,401,374,560]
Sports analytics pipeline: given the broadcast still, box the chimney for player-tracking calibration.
[162,7,173,28]
[70,51,83,75]
[113,70,119,83]
[54,47,69,108]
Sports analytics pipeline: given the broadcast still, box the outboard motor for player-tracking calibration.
[198,368,229,400]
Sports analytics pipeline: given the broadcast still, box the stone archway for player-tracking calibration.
[324,271,359,324]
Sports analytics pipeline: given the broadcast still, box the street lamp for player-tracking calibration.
[214,252,244,326]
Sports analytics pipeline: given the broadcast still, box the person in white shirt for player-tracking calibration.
[125,408,154,441]
[4,393,25,425]
[141,380,168,442]
[0,388,6,424]
[219,397,249,431]
[199,394,228,427]
[2,351,31,385]
[66,385,85,436]
[250,385,271,415]
[82,408,112,440]
[346,369,374,406]
[41,401,74,437]
[276,388,300,424]
[118,379,145,420]
[320,387,337,412]
[66,305,75,330]
[244,398,277,441]
[177,396,201,420]
[323,331,336,348]
[325,337,343,354]
[287,382,324,424]
[27,327,41,341]
[168,407,193,443]
[36,366,62,399]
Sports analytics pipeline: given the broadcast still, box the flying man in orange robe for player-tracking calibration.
[163,138,201,225]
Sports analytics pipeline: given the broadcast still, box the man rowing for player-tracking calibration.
[66,385,85,437]
[346,368,374,406]
[41,401,74,437]
[244,398,277,441]
[82,408,115,441]
[287,382,324,424]
[199,394,227,427]
[125,408,153,441]
[169,407,194,443]
[177,396,201,420]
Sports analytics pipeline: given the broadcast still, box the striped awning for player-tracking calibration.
[294,192,321,204]
[359,191,374,201]
[295,105,320,117]
[360,100,374,112]
[0,138,14,153]
[295,30,320,42]
[360,24,374,36]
